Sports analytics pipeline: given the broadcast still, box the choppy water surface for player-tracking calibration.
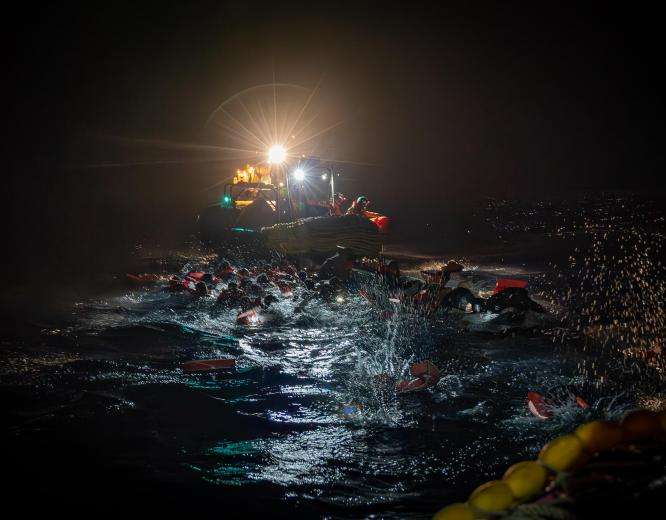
[2,195,664,518]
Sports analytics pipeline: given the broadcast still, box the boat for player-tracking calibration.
[198,157,389,257]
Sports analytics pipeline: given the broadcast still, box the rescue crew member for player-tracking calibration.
[346,196,370,215]
[329,193,348,216]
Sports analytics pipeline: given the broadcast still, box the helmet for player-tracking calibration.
[356,196,367,204]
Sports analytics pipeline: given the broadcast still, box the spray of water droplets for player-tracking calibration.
[546,206,665,384]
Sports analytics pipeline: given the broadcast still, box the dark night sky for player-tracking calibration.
[4,2,665,276]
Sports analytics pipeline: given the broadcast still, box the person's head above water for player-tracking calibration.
[195,281,208,296]
[256,273,269,285]
[248,283,262,294]
[441,260,464,274]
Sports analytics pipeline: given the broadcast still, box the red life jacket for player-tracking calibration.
[494,278,528,294]
[369,215,390,233]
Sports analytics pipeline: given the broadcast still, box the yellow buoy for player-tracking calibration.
[502,461,549,500]
[574,420,623,453]
[432,502,474,520]
[469,480,515,514]
[538,434,585,472]
[621,410,660,441]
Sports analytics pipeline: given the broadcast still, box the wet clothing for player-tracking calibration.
[216,288,243,307]
[434,287,483,311]
[239,296,262,312]
[262,295,278,309]
[431,287,542,314]
[482,287,544,313]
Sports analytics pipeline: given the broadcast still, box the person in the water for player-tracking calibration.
[262,294,278,309]
[425,260,465,312]
[256,273,272,287]
[319,246,354,281]
[216,281,243,307]
[216,260,235,281]
[164,275,208,297]
[430,284,543,316]
[194,281,208,297]
[238,294,262,312]
[294,276,347,313]
[247,282,265,298]
[167,275,185,292]
[381,260,402,291]
[201,273,217,290]
[239,277,252,291]
[482,287,544,313]
[319,276,345,301]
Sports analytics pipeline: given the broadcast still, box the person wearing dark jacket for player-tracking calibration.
[318,246,354,281]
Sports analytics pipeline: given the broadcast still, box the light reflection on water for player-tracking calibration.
[5,196,664,517]
[58,266,600,514]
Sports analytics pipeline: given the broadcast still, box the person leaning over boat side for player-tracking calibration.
[329,193,348,216]
[346,195,370,215]
[319,246,355,281]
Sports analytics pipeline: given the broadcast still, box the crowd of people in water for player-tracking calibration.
[155,248,357,321]
[126,246,548,393]
[129,243,545,327]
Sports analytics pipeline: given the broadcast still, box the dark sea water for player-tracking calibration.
[2,194,664,518]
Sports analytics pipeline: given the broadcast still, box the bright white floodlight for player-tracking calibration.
[293,168,306,181]
[268,144,287,164]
